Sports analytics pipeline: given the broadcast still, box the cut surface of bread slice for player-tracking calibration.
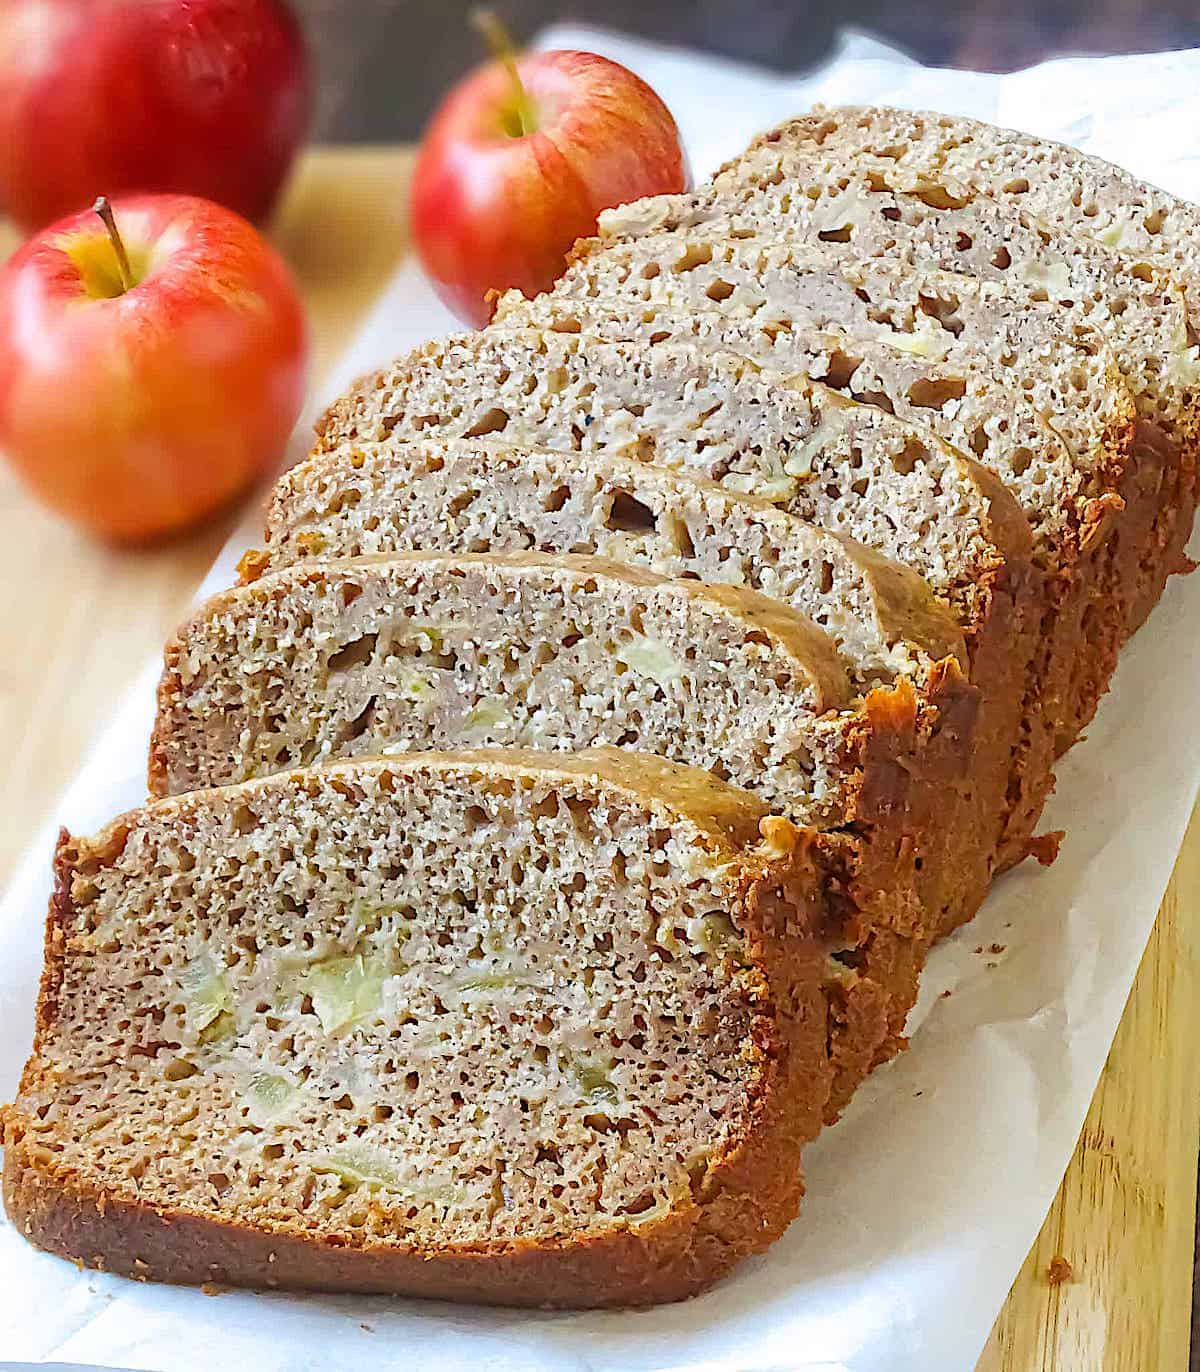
[3,749,840,1307]
[153,551,864,825]
[719,104,1200,324]
[253,439,967,684]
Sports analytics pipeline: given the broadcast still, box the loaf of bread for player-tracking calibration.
[2,748,846,1307]
[8,104,1197,1310]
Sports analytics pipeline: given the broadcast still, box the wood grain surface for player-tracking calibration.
[0,146,1194,1369]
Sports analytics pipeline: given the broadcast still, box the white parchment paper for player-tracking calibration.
[3,26,1200,1371]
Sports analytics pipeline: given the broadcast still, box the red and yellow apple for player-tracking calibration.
[411,46,688,325]
[0,0,310,234]
[0,193,308,541]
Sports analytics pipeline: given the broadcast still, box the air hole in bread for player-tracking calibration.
[673,242,713,272]
[892,438,925,476]
[327,633,378,674]
[911,182,970,211]
[605,490,657,534]
[916,293,965,336]
[337,696,377,744]
[463,408,510,438]
[906,376,967,409]
[669,517,695,559]
[818,350,862,389]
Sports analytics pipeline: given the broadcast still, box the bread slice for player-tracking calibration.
[151,550,861,817]
[3,748,845,1307]
[312,328,1035,909]
[719,104,1200,326]
[251,439,967,685]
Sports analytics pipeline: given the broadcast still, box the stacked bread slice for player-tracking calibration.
[5,109,1196,1308]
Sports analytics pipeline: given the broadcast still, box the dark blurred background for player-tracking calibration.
[294,0,1200,141]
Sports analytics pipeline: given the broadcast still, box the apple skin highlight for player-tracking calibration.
[0,194,308,541]
[411,49,689,326]
[0,0,310,233]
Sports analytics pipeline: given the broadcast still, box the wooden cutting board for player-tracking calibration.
[0,146,1194,1369]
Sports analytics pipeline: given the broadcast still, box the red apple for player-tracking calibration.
[0,193,308,541]
[411,46,688,326]
[0,0,310,234]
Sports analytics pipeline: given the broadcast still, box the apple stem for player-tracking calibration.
[471,8,536,137]
[92,196,133,294]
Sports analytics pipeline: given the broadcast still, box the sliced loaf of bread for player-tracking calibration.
[3,748,841,1307]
